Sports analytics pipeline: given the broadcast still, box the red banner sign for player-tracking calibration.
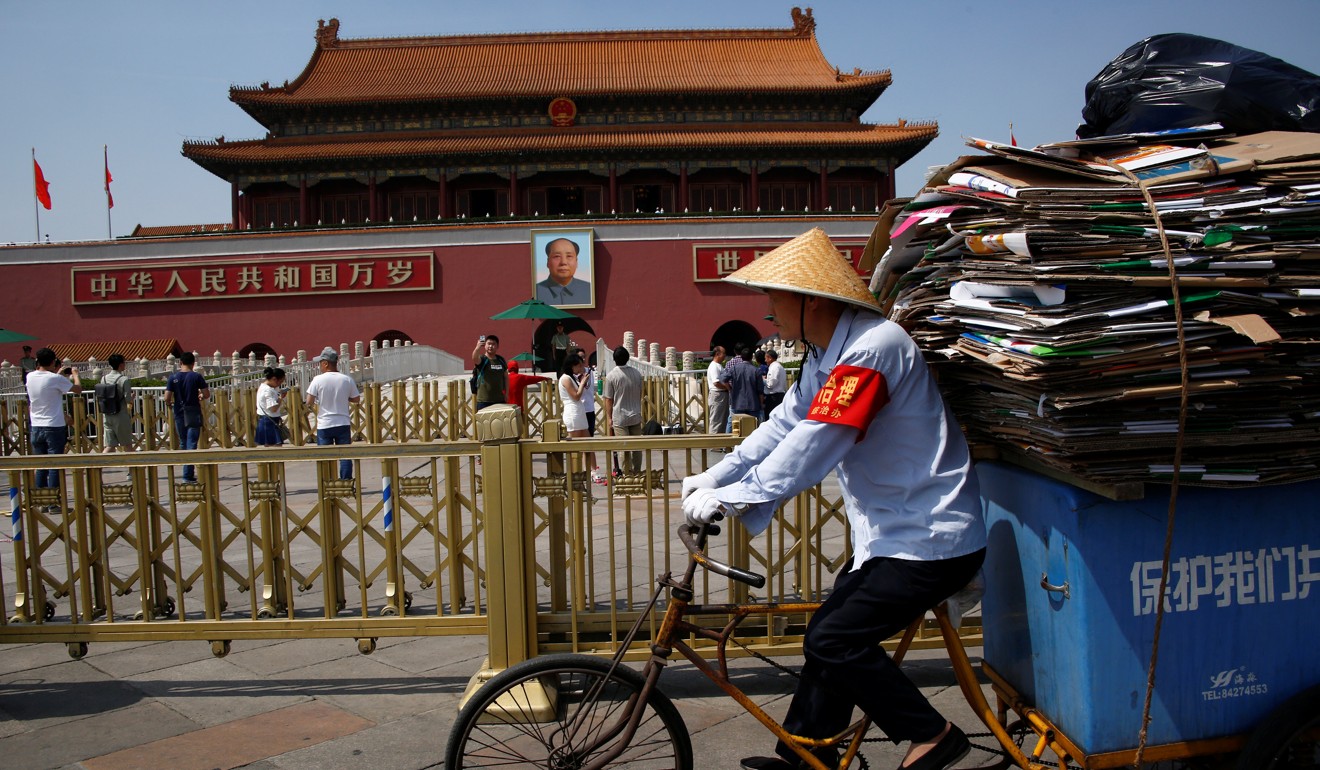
[72,251,434,305]
[692,240,869,282]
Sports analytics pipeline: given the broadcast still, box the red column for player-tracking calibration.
[438,173,449,219]
[230,182,241,230]
[299,178,308,226]
[819,163,829,211]
[609,165,617,213]
[749,166,759,211]
[509,169,519,216]
[368,175,378,221]
[679,163,688,212]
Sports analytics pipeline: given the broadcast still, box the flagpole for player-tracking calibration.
[104,145,113,240]
[32,148,41,243]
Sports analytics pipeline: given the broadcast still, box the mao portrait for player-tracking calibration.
[531,228,595,308]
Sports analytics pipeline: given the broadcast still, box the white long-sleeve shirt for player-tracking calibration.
[704,307,985,566]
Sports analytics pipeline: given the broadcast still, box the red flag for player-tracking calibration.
[1010,122,1018,148]
[104,147,114,209]
[33,158,52,210]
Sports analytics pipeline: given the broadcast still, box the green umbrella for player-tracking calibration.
[491,299,575,373]
[511,352,545,363]
[489,298,576,321]
[0,328,38,343]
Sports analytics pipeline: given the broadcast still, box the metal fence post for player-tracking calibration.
[468,405,532,688]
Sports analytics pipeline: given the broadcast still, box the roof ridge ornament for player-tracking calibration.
[791,7,816,36]
[316,18,341,48]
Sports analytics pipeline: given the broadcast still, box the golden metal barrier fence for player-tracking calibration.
[0,407,975,676]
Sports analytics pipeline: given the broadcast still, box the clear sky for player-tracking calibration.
[3,0,1317,244]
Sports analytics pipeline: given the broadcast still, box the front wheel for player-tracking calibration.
[1236,683,1320,769]
[445,653,693,769]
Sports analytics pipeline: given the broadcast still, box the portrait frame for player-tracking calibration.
[530,227,596,309]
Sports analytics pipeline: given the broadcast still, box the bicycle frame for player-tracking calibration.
[572,523,1059,770]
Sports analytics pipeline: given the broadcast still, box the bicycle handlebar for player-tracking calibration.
[678,519,767,589]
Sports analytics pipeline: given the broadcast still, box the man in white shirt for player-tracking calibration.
[603,346,645,474]
[26,347,81,489]
[305,346,361,480]
[682,228,985,770]
[706,345,729,434]
[763,349,787,419]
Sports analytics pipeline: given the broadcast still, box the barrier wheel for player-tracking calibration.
[67,642,88,659]
[161,596,176,617]
[44,600,56,621]
[1237,683,1320,769]
[403,591,413,609]
[379,604,398,617]
[257,606,276,619]
[357,638,377,655]
[210,640,231,658]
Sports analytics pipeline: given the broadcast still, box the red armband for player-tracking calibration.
[805,364,889,440]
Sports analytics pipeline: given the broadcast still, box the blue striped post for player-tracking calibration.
[9,485,20,542]
[382,475,393,533]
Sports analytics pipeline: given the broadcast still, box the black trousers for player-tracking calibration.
[775,549,986,762]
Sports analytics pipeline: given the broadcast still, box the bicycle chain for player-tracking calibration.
[726,636,1085,770]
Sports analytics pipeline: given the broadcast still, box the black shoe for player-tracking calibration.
[901,724,970,770]
[741,758,797,770]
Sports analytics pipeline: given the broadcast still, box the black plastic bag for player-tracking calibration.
[1078,33,1320,138]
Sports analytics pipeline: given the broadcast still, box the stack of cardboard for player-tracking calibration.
[873,129,1320,485]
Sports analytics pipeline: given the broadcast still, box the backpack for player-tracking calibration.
[95,376,125,415]
[469,360,486,395]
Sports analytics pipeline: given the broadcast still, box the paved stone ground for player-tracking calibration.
[0,630,1003,769]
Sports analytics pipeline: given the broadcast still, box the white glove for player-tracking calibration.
[681,472,717,500]
[682,488,724,527]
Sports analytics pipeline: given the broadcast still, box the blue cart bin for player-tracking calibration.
[980,461,1320,755]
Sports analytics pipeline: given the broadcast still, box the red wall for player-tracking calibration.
[3,218,873,363]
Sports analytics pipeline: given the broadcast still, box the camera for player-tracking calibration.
[278,385,290,394]
[60,366,72,376]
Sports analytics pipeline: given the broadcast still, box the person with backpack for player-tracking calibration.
[470,334,508,411]
[97,353,134,453]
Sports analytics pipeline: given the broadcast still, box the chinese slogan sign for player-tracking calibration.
[72,251,434,305]
[692,240,869,282]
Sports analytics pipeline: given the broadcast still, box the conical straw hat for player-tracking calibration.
[723,228,882,313]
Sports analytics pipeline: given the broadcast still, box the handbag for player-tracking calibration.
[469,360,486,395]
[277,420,291,443]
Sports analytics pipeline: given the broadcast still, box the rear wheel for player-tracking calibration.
[1236,684,1320,769]
[446,653,693,769]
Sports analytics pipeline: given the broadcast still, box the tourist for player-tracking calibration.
[557,350,600,481]
[305,347,360,480]
[706,345,729,434]
[763,349,787,419]
[720,345,764,425]
[255,367,288,447]
[603,345,644,474]
[99,353,135,453]
[470,335,509,410]
[26,347,80,489]
[164,352,210,484]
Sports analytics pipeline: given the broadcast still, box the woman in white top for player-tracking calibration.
[255,367,288,446]
[557,351,600,479]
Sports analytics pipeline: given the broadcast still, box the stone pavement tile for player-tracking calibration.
[0,658,144,731]
[226,637,362,677]
[366,635,488,677]
[81,700,372,770]
[0,643,67,678]
[81,639,215,679]
[266,652,464,726]
[261,705,453,770]
[125,655,312,727]
[3,701,197,770]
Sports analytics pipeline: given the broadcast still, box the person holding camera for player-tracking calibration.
[255,367,288,447]
[25,347,81,489]
[557,350,601,480]
[470,334,508,410]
